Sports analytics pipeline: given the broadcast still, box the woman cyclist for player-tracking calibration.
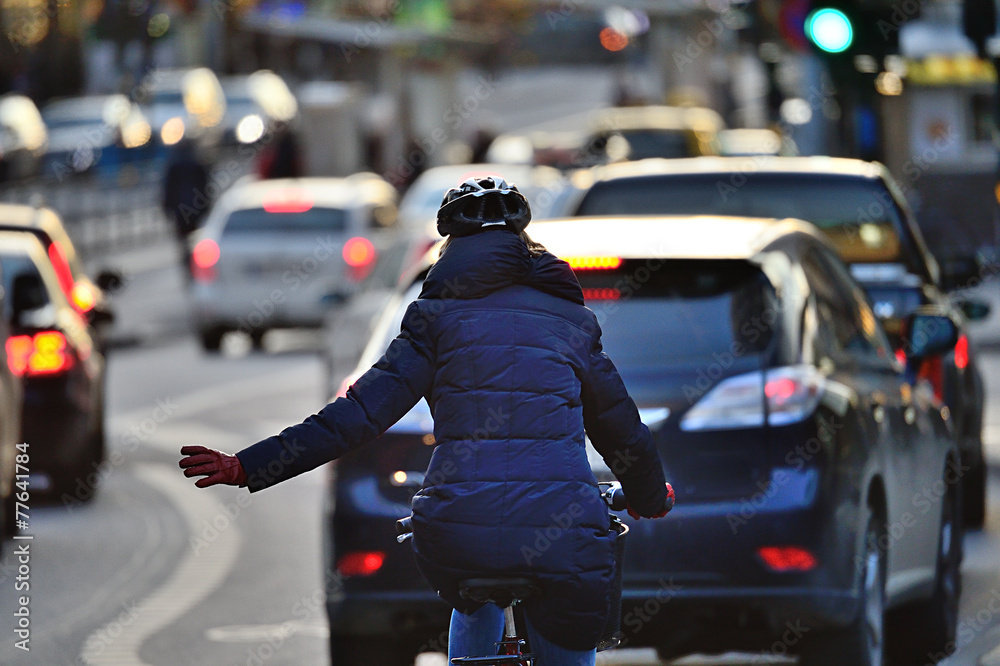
[179,176,673,665]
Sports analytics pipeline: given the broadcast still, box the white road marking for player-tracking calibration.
[79,464,243,665]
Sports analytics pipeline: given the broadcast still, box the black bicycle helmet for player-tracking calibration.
[436,176,531,237]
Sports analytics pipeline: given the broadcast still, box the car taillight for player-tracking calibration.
[565,256,622,270]
[918,355,944,401]
[6,331,74,377]
[954,334,969,370]
[757,546,818,572]
[344,237,376,281]
[47,242,75,301]
[680,365,825,431]
[191,238,220,283]
[336,551,385,577]
[71,282,97,313]
[582,288,621,301]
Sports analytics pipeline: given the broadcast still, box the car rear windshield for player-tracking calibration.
[608,129,693,160]
[577,259,777,371]
[576,173,910,265]
[223,207,348,235]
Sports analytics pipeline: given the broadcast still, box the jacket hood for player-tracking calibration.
[419,230,584,305]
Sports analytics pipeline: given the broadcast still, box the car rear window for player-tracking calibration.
[610,129,694,160]
[576,173,911,266]
[576,259,777,371]
[222,207,348,235]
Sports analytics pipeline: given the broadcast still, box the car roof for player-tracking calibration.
[525,215,825,261]
[0,203,61,237]
[221,175,396,212]
[581,156,887,184]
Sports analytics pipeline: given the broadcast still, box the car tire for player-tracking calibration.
[329,634,417,666]
[199,327,226,353]
[887,476,963,664]
[962,447,986,529]
[799,510,885,666]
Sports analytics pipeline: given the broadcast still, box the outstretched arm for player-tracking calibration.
[580,318,669,518]
[180,301,435,491]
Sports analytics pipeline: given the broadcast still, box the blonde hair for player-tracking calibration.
[440,230,547,258]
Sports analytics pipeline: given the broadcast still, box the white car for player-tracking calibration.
[189,174,401,351]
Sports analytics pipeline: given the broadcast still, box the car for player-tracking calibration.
[563,156,991,527]
[0,230,105,500]
[485,105,725,170]
[0,204,122,352]
[218,70,298,148]
[39,94,153,180]
[322,215,963,666]
[0,93,47,182]
[136,67,226,154]
[717,128,797,156]
[189,174,404,352]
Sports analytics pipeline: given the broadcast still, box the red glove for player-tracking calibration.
[179,445,248,488]
[627,482,675,520]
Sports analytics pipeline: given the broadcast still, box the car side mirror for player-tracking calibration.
[955,297,991,322]
[905,312,958,358]
[11,273,48,326]
[95,269,124,292]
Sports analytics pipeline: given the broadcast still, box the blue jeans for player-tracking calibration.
[448,604,596,666]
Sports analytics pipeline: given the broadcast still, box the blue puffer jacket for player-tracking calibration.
[236,230,668,650]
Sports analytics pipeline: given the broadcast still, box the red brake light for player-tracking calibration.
[954,334,969,370]
[344,237,376,282]
[582,288,621,301]
[895,348,906,366]
[565,256,622,270]
[262,189,313,213]
[47,241,75,299]
[757,546,817,572]
[336,551,385,577]
[192,239,220,283]
[343,237,375,268]
[6,331,74,377]
[764,377,798,406]
[918,355,944,401]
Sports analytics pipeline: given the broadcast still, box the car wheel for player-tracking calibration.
[329,634,418,666]
[800,510,885,666]
[962,447,985,529]
[199,327,226,353]
[887,478,962,664]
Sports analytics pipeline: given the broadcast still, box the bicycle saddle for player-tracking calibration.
[458,577,539,608]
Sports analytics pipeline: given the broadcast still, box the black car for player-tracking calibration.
[323,216,962,666]
[0,230,105,500]
[565,156,990,527]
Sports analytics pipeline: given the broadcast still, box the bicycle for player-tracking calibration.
[395,481,674,665]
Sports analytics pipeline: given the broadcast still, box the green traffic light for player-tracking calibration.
[806,8,854,53]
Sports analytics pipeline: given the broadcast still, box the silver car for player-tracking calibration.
[189,174,400,351]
